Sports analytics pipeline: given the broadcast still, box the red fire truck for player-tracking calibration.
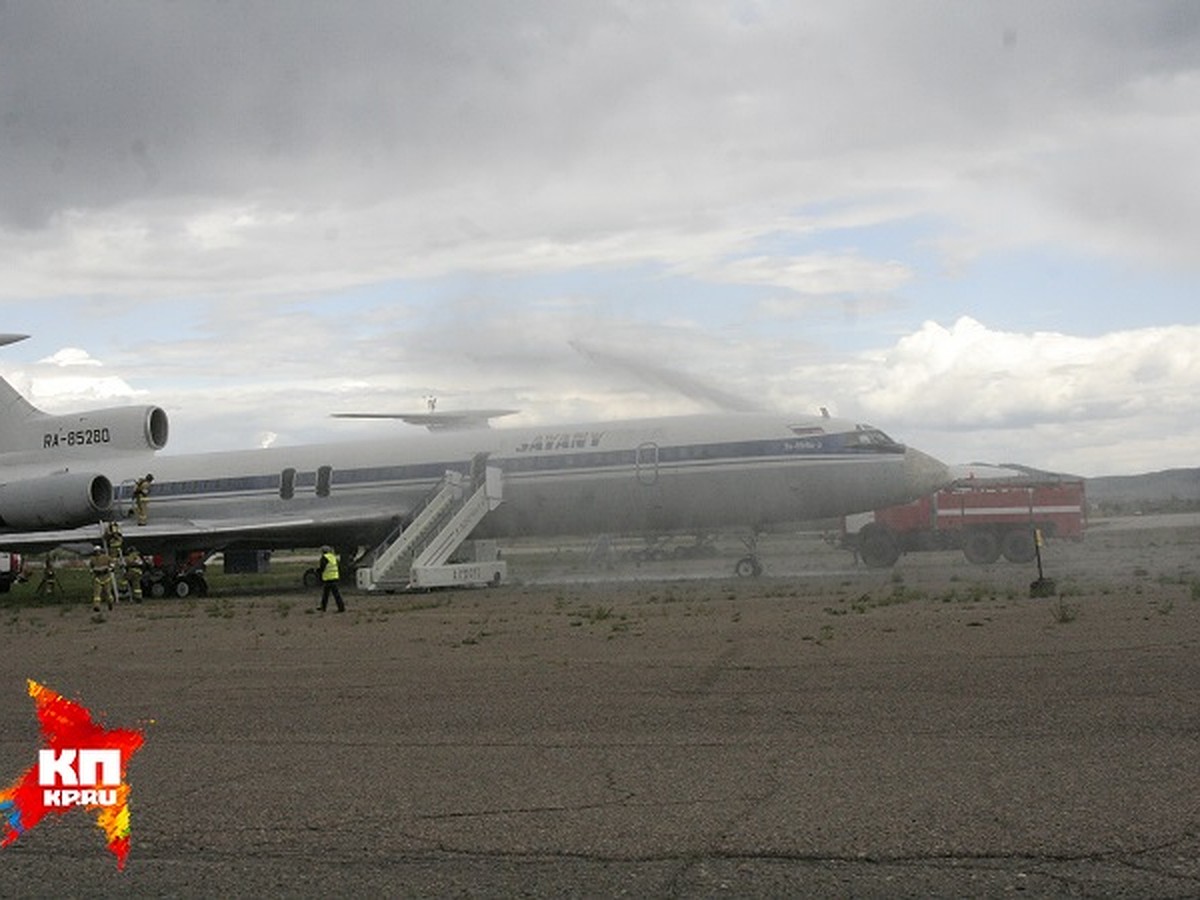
[0,552,24,592]
[843,475,1086,568]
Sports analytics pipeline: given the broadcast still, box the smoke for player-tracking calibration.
[570,340,764,413]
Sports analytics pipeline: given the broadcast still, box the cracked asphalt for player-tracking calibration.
[1,519,1199,897]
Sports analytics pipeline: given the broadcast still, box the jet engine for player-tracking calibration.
[0,471,113,529]
[38,405,169,454]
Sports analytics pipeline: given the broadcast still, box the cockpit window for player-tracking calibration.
[847,425,905,452]
[789,425,826,437]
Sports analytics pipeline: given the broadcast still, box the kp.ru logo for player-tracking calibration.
[38,748,122,807]
[0,681,146,869]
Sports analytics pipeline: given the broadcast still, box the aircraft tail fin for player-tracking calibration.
[0,335,45,454]
[0,375,48,454]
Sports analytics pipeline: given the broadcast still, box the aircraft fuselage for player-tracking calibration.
[58,412,948,551]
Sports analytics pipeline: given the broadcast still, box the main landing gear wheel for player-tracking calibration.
[173,574,208,598]
[734,556,763,578]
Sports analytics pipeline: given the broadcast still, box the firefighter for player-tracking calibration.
[133,473,154,525]
[89,546,114,613]
[123,546,145,603]
[317,545,345,613]
[105,520,124,558]
[34,557,59,597]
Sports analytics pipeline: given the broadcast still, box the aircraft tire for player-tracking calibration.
[734,556,762,578]
[302,567,319,589]
[857,524,900,568]
[174,578,199,600]
[963,529,1001,565]
[1001,528,1037,564]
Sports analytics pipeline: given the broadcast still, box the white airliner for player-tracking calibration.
[0,335,950,579]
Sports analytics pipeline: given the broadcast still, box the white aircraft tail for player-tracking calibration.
[0,375,49,456]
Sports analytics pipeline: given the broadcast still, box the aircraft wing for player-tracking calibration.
[331,409,517,430]
[0,507,402,556]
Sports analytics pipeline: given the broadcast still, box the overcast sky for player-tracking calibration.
[1,1,1198,477]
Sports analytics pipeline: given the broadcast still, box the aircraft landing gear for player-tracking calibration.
[173,573,208,598]
[144,568,208,599]
[734,555,762,578]
[734,532,763,577]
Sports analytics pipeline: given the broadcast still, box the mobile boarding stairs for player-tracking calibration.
[356,454,506,592]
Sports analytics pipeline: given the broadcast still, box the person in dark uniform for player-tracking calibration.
[317,546,345,613]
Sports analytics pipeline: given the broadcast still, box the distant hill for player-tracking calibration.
[1084,467,1200,514]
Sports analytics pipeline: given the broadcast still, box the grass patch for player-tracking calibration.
[206,597,237,619]
[1050,599,1078,624]
[2,557,319,610]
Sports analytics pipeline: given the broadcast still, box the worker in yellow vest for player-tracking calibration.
[317,546,345,613]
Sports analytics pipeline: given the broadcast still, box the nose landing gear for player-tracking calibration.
[734,532,763,577]
[734,555,763,578]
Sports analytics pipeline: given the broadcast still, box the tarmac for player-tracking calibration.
[1,519,1199,897]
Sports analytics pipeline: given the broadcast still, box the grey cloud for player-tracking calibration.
[5,2,1197,230]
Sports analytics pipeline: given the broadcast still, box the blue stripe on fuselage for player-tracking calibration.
[114,435,903,501]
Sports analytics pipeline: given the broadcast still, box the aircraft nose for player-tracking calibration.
[902,446,952,498]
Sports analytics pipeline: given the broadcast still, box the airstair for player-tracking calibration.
[356,454,506,591]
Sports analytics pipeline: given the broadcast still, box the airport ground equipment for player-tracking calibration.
[356,454,505,591]
[137,550,209,598]
[842,475,1086,568]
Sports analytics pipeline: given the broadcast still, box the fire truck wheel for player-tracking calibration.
[1002,529,1037,564]
[858,524,900,568]
[963,530,1001,565]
